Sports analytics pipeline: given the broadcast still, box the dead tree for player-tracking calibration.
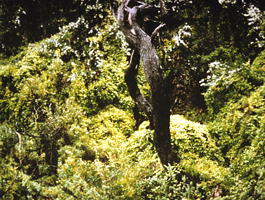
[110,0,180,167]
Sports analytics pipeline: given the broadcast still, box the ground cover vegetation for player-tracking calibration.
[1,0,265,199]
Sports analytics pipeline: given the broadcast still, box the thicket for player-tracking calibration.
[1,0,265,199]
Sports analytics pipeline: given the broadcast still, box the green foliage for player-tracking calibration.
[207,86,265,198]
[205,51,265,198]
[87,106,135,138]
[0,0,109,57]
[170,115,227,195]
[41,108,156,199]
[0,14,138,199]
[162,0,262,114]
[203,52,265,117]
[0,124,18,158]
[138,165,204,200]
[0,14,132,125]
[2,1,265,199]
[170,115,219,161]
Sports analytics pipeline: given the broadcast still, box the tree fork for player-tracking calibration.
[110,0,180,167]
[125,48,154,129]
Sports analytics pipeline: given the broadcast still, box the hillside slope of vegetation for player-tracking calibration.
[1,0,265,199]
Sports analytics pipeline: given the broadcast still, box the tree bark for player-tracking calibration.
[124,48,154,129]
[110,0,179,167]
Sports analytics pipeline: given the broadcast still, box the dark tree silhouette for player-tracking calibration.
[110,0,179,167]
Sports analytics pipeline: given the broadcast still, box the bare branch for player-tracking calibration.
[15,131,22,165]
[109,0,118,20]
[136,1,146,5]
[170,98,178,113]
[159,0,167,17]
[110,0,179,166]
[110,0,138,44]
[125,48,154,129]
[158,0,167,68]
[151,23,166,39]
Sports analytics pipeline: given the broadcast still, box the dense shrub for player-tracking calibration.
[0,15,138,199]
[205,50,265,198]
[2,2,265,199]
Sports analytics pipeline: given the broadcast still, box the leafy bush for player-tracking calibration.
[170,115,226,196]
[207,85,265,198]
[138,165,204,200]
[0,15,139,199]
[3,4,265,200]
[205,51,265,198]
[201,49,265,117]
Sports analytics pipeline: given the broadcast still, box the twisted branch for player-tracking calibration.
[125,48,154,129]
[110,0,179,166]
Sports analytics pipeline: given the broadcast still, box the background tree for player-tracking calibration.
[0,0,108,57]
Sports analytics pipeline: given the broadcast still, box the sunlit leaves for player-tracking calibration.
[205,51,265,197]
[2,0,265,199]
[0,11,136,199]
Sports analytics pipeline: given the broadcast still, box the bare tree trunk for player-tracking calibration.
[124,48,154,129]
[110,0,179,167]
